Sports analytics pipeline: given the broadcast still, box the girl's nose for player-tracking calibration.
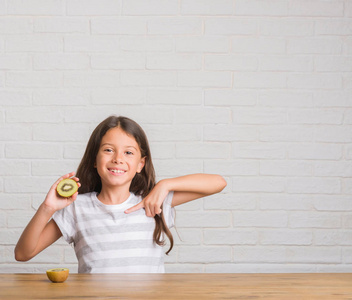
[112,153,123,163]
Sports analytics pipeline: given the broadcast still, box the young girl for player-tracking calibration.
[15,116,226,273]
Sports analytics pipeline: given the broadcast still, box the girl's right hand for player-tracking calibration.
[43,172,80,213]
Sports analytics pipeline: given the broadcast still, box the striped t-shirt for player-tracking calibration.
[52,191,175,273]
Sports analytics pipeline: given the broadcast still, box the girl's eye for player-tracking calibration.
[125,151,133,155]
[104,149,113,153]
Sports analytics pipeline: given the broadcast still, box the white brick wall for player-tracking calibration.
[0,0,351,274]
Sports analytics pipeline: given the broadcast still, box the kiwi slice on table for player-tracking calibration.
[57,178,78,198]
[46,268,69,283]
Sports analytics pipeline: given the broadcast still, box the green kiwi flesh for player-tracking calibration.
[57,178,78,198]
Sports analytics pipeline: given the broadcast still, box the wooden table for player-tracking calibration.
[0,273,351,299]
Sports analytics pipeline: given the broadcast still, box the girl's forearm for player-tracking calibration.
[14,204,55,261]
[161,173,226,196]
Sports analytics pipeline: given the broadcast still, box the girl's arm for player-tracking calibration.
[164,173,227,208]
[125,173,226,217]
[14,172,79,261]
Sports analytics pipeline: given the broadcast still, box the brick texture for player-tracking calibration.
[0,0,351,274]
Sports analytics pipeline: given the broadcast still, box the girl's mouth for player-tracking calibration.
[108,168,126,175]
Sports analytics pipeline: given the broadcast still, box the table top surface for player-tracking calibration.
[1,273,352,299]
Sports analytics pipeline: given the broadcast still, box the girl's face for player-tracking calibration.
[95,127,145,192]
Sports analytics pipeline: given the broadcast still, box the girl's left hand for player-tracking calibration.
[124,181,169,217]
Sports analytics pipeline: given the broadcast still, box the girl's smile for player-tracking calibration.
[108,168,127,175]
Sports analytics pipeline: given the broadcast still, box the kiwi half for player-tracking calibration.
[46,268,69,283]
[57,178,78,198]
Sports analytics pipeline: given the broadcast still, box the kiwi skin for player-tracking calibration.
[57,178,78,198]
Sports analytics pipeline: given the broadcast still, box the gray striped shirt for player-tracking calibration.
[53,191,175,273]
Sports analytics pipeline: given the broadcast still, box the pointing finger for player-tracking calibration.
[124,201,144,214]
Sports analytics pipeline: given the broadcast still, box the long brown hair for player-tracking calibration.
[76,115,174,254]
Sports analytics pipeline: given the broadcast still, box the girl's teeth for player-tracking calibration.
[111,169,125,173]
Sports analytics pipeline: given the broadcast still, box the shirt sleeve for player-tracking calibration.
[162,191,175,229]
[52,202,76,245]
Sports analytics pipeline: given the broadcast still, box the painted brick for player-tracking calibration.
[315,125,352,143]
[176,36,228,53]
[6,36,62,52]
[91,18,146,35]
[6,71,62,88]
[314,161,352,178]
[288,143,342,160]
[233,211,288,227]
[144,124,201,142]
[178,71,232,88]
[34,17,88,33]
[174,107,230,124]
[181,0,233,15]
[123,0,177,16]
[176,142,230,159]
[289,212,341,228]
[232,108,286,125]
[235,0,288,16]
[148,18,202,35]
[33,54,89,70]
[203,193,257,210]
[233,72,287,89]
[204,124,259,142]
[7,0,64,15]
[204,229,257,245]
[289,0,343,17]
[288,108,343,125]
[315,56,352,72]
[232,37,286,54]
[205,55,258,71]
[0,160,31,176]
[259,194,314,211]
[6,107,63,123]
[205,90,257,106]
[122,71,176,87]
[175,211,231,228]
[259,19,314,36]
[0,91,31,106]
[121,36,174,52]
[64,71,120,87]
[233,142,286,159]
[147,89,201,105]
[153,159,203,176]
[287,38,342,54]
[5,177,55,194]
[261,55,313,72]
[64,36,120,52]
[260,160,312,177]
[314,230,352,246]
[0,194,31,210]
[178,246,232,263]
[205,18,257,35]
[0,54,30,70]
[92,54,145,70]
[260,125,314,142]
[33,124,91,142]
[260,230,312,245]
[204,160,258,176]
[33,89,90,106]
[0,17,32,34]
[67,0,121,16]
[288,177,341,194]
[147,53,202,70]
[260,91,313,107]
[32,160,79,176]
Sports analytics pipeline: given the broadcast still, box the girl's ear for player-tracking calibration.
[137,157,146,173]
